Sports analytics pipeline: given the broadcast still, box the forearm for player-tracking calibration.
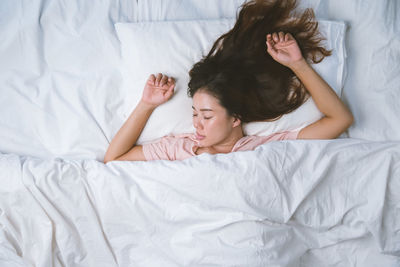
[104,101,154,162]
[290,59,353,121]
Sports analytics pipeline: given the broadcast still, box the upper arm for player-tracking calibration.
[104,145,146,163]
[297,115,354,140]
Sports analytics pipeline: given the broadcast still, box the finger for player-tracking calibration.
[148,74,156,85]
[167,77,175,86]
[278,32,284,42]
[286,33,294,41]
[284,33,291,42]
[160,75,168,86]
[268,34,278,50]
[266,35,274,48]
[165,83,175,99]
[167,78,176,91]
[272,32,279,42]
[156,73,162,86]
[266,34,273,43]
[266,37,278,57]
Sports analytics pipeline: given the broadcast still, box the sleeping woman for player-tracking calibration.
[104,0,353,163]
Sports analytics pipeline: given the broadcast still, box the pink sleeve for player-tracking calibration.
[142,136,177,161]
[232,130,301,152]
[272,129,300,140]
[250,130,299,148]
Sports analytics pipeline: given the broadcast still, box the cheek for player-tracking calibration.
[205,117,230,135]
[203,118,218,132]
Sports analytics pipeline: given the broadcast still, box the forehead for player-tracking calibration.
[192,91,224,111]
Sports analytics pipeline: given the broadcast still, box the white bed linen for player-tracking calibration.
[0,0,137,161]
[0,0,400,266]
[0,0,398,160]
[1,139,399,266]
[136,0,325,21]
[319,0,400,141]
[137,0,400,142]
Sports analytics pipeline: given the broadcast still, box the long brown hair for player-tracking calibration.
[188,0,331,122]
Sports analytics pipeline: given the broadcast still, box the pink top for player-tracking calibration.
[142,130,300,161]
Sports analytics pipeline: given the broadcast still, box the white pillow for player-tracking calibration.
[115,19,347,144]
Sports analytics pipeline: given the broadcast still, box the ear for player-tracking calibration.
[232,116,241,128]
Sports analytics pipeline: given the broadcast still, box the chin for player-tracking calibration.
[196,139,209,148]
[196,141,205,147]
[196,136,220,148]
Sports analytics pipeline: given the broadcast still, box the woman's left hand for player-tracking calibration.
[266,32,304,69]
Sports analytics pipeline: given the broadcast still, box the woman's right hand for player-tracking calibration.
[141,73,175,109]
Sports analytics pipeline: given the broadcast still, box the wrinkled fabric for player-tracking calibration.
[1,0,400,266]
[1,139,399,266]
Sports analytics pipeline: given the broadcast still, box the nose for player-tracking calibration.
[193,117,203,130]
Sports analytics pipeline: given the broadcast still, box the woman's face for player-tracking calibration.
[192,90,241,148]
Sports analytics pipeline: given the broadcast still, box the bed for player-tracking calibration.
[0,0,399,266]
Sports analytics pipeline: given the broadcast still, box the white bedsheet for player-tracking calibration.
[0,0,398,161]
[1,139,399,266]
[1,0,400,266]
[319,0,400,141]
[0,0,137,160]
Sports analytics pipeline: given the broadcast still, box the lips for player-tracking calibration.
[195,132,206,140]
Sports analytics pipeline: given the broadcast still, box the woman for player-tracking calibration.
[104,1,353,163]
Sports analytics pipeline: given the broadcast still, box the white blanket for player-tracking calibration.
[1,0,400,266]
[1,139,399,266]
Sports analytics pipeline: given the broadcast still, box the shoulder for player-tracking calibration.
[142,133,197,160]
[233,130,300,152]
[143,133,194,145]
[265,129,300,140]
[245,129,300,143]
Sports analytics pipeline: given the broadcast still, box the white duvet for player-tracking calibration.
[1,139,399,266]
[1,0,400,266]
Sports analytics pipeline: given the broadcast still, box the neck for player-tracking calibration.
[210,126,244,154]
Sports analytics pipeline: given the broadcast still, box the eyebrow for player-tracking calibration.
[192,106,213,112]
